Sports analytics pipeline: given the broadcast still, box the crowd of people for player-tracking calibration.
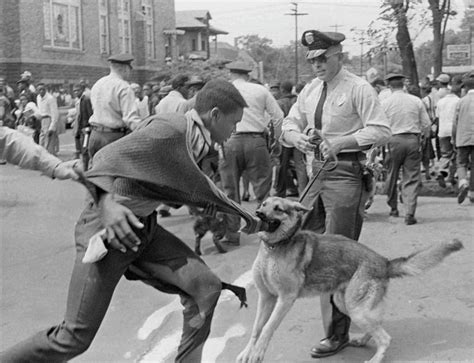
[370,71,474,208]
[1,27,473,362]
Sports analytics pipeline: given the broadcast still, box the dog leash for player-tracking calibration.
[298,138,338,203]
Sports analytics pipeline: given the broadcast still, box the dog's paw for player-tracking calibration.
[350,333,371,347]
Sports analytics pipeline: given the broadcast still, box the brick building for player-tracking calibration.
[0,0,177,90]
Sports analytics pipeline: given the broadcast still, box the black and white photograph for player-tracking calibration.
[1,0,473,362]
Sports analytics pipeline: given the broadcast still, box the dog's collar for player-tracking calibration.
[263,217,302,250]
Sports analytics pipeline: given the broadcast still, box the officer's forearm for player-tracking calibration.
[330,135,359,153]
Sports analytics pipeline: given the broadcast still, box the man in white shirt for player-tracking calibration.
[381,73,431,225]
[88,53,142,158]
[36,83,59,155]
[435,80,462,187]
[219,61,284,245]
[281,30,391,358]
[154,74,189,114]
[131,83,150,120]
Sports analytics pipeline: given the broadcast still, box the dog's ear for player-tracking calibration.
[292,201,312,213]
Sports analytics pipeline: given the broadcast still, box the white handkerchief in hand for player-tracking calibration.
[82,229,108,263]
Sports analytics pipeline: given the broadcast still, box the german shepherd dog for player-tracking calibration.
[237,197,463,363]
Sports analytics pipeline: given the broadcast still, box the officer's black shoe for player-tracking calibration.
[405,214,417,225]
[310,336,350,358]
[389,208,399,217]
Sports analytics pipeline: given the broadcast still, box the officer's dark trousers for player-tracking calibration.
[385,134,421,216]
[301,156,368,340]
[219,133,272,234]
[1,205,221,363]
[88,129,128,161]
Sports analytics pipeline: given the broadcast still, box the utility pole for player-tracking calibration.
[352,28,367,76]
[205,11,211,60]
[285,2,307,84]
[329,24,343,33]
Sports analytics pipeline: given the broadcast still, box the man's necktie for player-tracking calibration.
[314,82,327,130]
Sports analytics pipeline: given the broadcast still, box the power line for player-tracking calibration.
[285,2,308,83]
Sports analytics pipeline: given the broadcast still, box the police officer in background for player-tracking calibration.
[381,73,431,225]
[281,30,391,358]
[88,53,141,159]
[219,61,283,246]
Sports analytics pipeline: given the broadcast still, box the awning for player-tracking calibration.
[163,29,185,36]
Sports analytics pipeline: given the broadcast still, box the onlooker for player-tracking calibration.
[177,75,206,114]
[149,84,161,114]
[274,80,308,197]
[435,77,462,187]
[0,77,15,102]
[155,74,189,114]
[36,83,60,155]
[131,83,150,120]
[436,73,451,100]
[88,53,141,159]
[420,82,437,179]
[381,73,431,225]
[15,100,42,143]
[56,87,72,107]
[142,83,153,115]
[16,76,36,104]
[0,85,14,129]
[73,83,93,170]
[219,60,284,246]
[20,71,36,93]
[281,30,391,358]
[452,71,474,204]
[371,78,391,102]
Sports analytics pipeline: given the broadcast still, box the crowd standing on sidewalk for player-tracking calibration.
[1,28,473,361]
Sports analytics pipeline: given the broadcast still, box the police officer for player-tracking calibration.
[88,53,141,158]
[382,73,433,224]
[219,61,283,245]
[281,30,391,358]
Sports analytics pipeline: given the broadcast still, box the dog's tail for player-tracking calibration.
[221,282,248,308]
[388,239,463,279]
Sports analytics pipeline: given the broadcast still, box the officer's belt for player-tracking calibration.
[91,124,128,133]
[233,131,265,137]
[314,151,365,162]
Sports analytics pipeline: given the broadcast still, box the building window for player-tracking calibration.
[118,0,131,53]
[98,0,109,54]
[201,40,206,51]
[192,39,196,51]
[141,0,155,59]
[43,0,82,50]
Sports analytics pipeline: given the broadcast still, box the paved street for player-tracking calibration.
[1,131,473,362]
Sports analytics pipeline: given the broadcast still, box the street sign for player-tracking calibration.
[447,44,470,60]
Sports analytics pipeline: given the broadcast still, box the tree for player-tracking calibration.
[381,0,419,86]
[415,9,472,77]
[427,0,455,77]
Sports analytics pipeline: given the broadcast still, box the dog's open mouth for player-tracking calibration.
[256,211,281,233]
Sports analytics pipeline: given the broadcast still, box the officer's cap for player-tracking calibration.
[301,30,345,60]
[436,73,450,83]
[108,53,134,67]
[384,73,406,81]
